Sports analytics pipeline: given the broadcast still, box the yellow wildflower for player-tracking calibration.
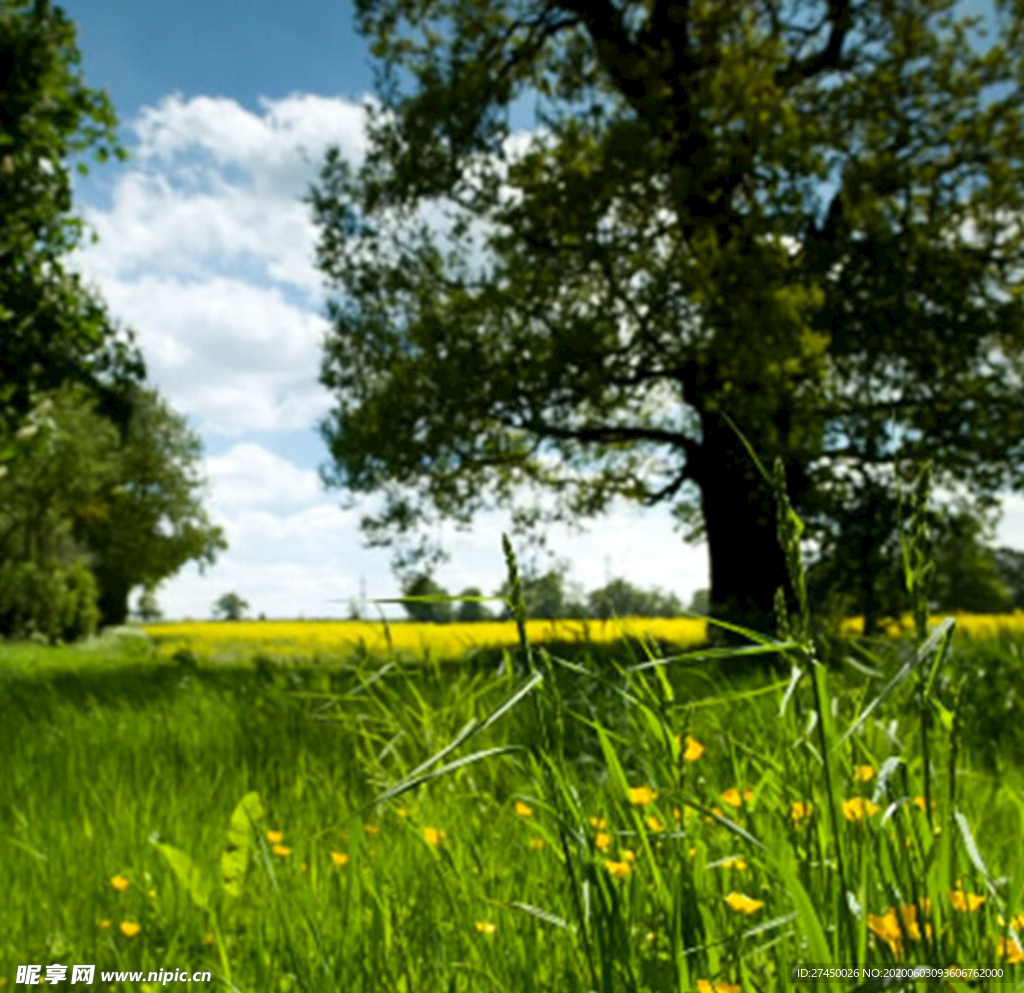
[331,851,350,867]
[646,816,665,832]
[529,837,546,851]
[203,932,216,945]
[364,824,380,835]
[265,830,284,844]
[595,832,612,852]
[698,981,741,993]
[912,796,936,812]
[621,849,637,863]
[997,912,1024,929]
[842,797,880,821]
[98,920,112,930]
[705,806,725,823]
[590,816,608,830]
[723,892,764,914]
[119,921,141,938]
[854,765,876,782]
[868,909,903,957]
[272,844,292,857]
[423,827,445,847]
[721,788,753,808]
[948,888,986,913]
[682,735,705,762]
[791,801,813,827]
[514,801,533,818]
[999,937,1024,964]
[688,846,698,857]
[397,807,409,819]
[110,875,130,893]
[300,862,308,873]
[721,857,748,871]
[605,859,632,878]
[628,786,658,806]
[475,921,497,935]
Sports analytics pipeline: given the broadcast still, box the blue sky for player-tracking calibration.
[60,0,1023,620]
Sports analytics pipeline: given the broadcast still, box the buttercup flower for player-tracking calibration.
[119,922,141,938]
[272,844,292,857]
[791,801,813,827]
[698,981,741,993]
[682,735,705,762]
[868,909,903,957]
[854,765,876,782]
[646,816,665,832]
[720,858,748,871]
[842,797,879,821]
[265,830,284,844]
[529,837,546,851]
[723,892,764,914]
[621,849,637,863]
[628,786,658,806]
[514,801,533,818]
[110,875,130,893]
[999,937,1024,964]
[331,851,350,867]
[423,827,445,847]
[595,832,612,852]
[605,860,632,878]
[590,816,608,830]
[475,921,497,935]
[364,824,380,835]
[721,788,753,808]
[98,920,112,930]
[948,888,986,913]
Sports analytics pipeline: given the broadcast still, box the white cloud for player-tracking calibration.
[204,444,325,511]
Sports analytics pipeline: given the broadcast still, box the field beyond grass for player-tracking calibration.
[3,595,1024,990]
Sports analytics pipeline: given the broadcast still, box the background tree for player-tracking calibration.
[213,593,249,622]
[312,0,1024,637]
[992,548,1024,610]
[586,577,684,620]
[134,586,163,623]
[68,385,226,625]
[0,0,143,434]
[0,384,225,633]
[688,589,711,615]
[401,572,453,623]
[454,586,491,622]
[494,563,588,620]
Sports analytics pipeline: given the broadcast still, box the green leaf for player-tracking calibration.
[152,841,211,910]
[221,791,264,898]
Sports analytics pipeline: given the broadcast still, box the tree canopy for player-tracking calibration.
[0,384,226,636]
[311,0,1024,635]
[213,593,249,622]
[0,0,143,433]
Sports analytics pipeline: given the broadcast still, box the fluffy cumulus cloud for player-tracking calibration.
[73,92,370,437]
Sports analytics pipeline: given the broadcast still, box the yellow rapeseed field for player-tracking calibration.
[144,609,1024,662]
[144,616,709,662]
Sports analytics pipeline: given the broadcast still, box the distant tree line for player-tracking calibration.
[395,542,1024,626]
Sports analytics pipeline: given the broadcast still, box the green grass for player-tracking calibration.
[3,465,1024,992]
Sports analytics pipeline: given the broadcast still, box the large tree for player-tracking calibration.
[0,385,226,630]
[0,0,143,434]
[67,386,227,626]
[311,0,1024,635]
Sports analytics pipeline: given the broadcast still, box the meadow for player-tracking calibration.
[3,491,1024,992]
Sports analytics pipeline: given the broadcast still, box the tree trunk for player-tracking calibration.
[96,574,131,628]
[693,408,799,644]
